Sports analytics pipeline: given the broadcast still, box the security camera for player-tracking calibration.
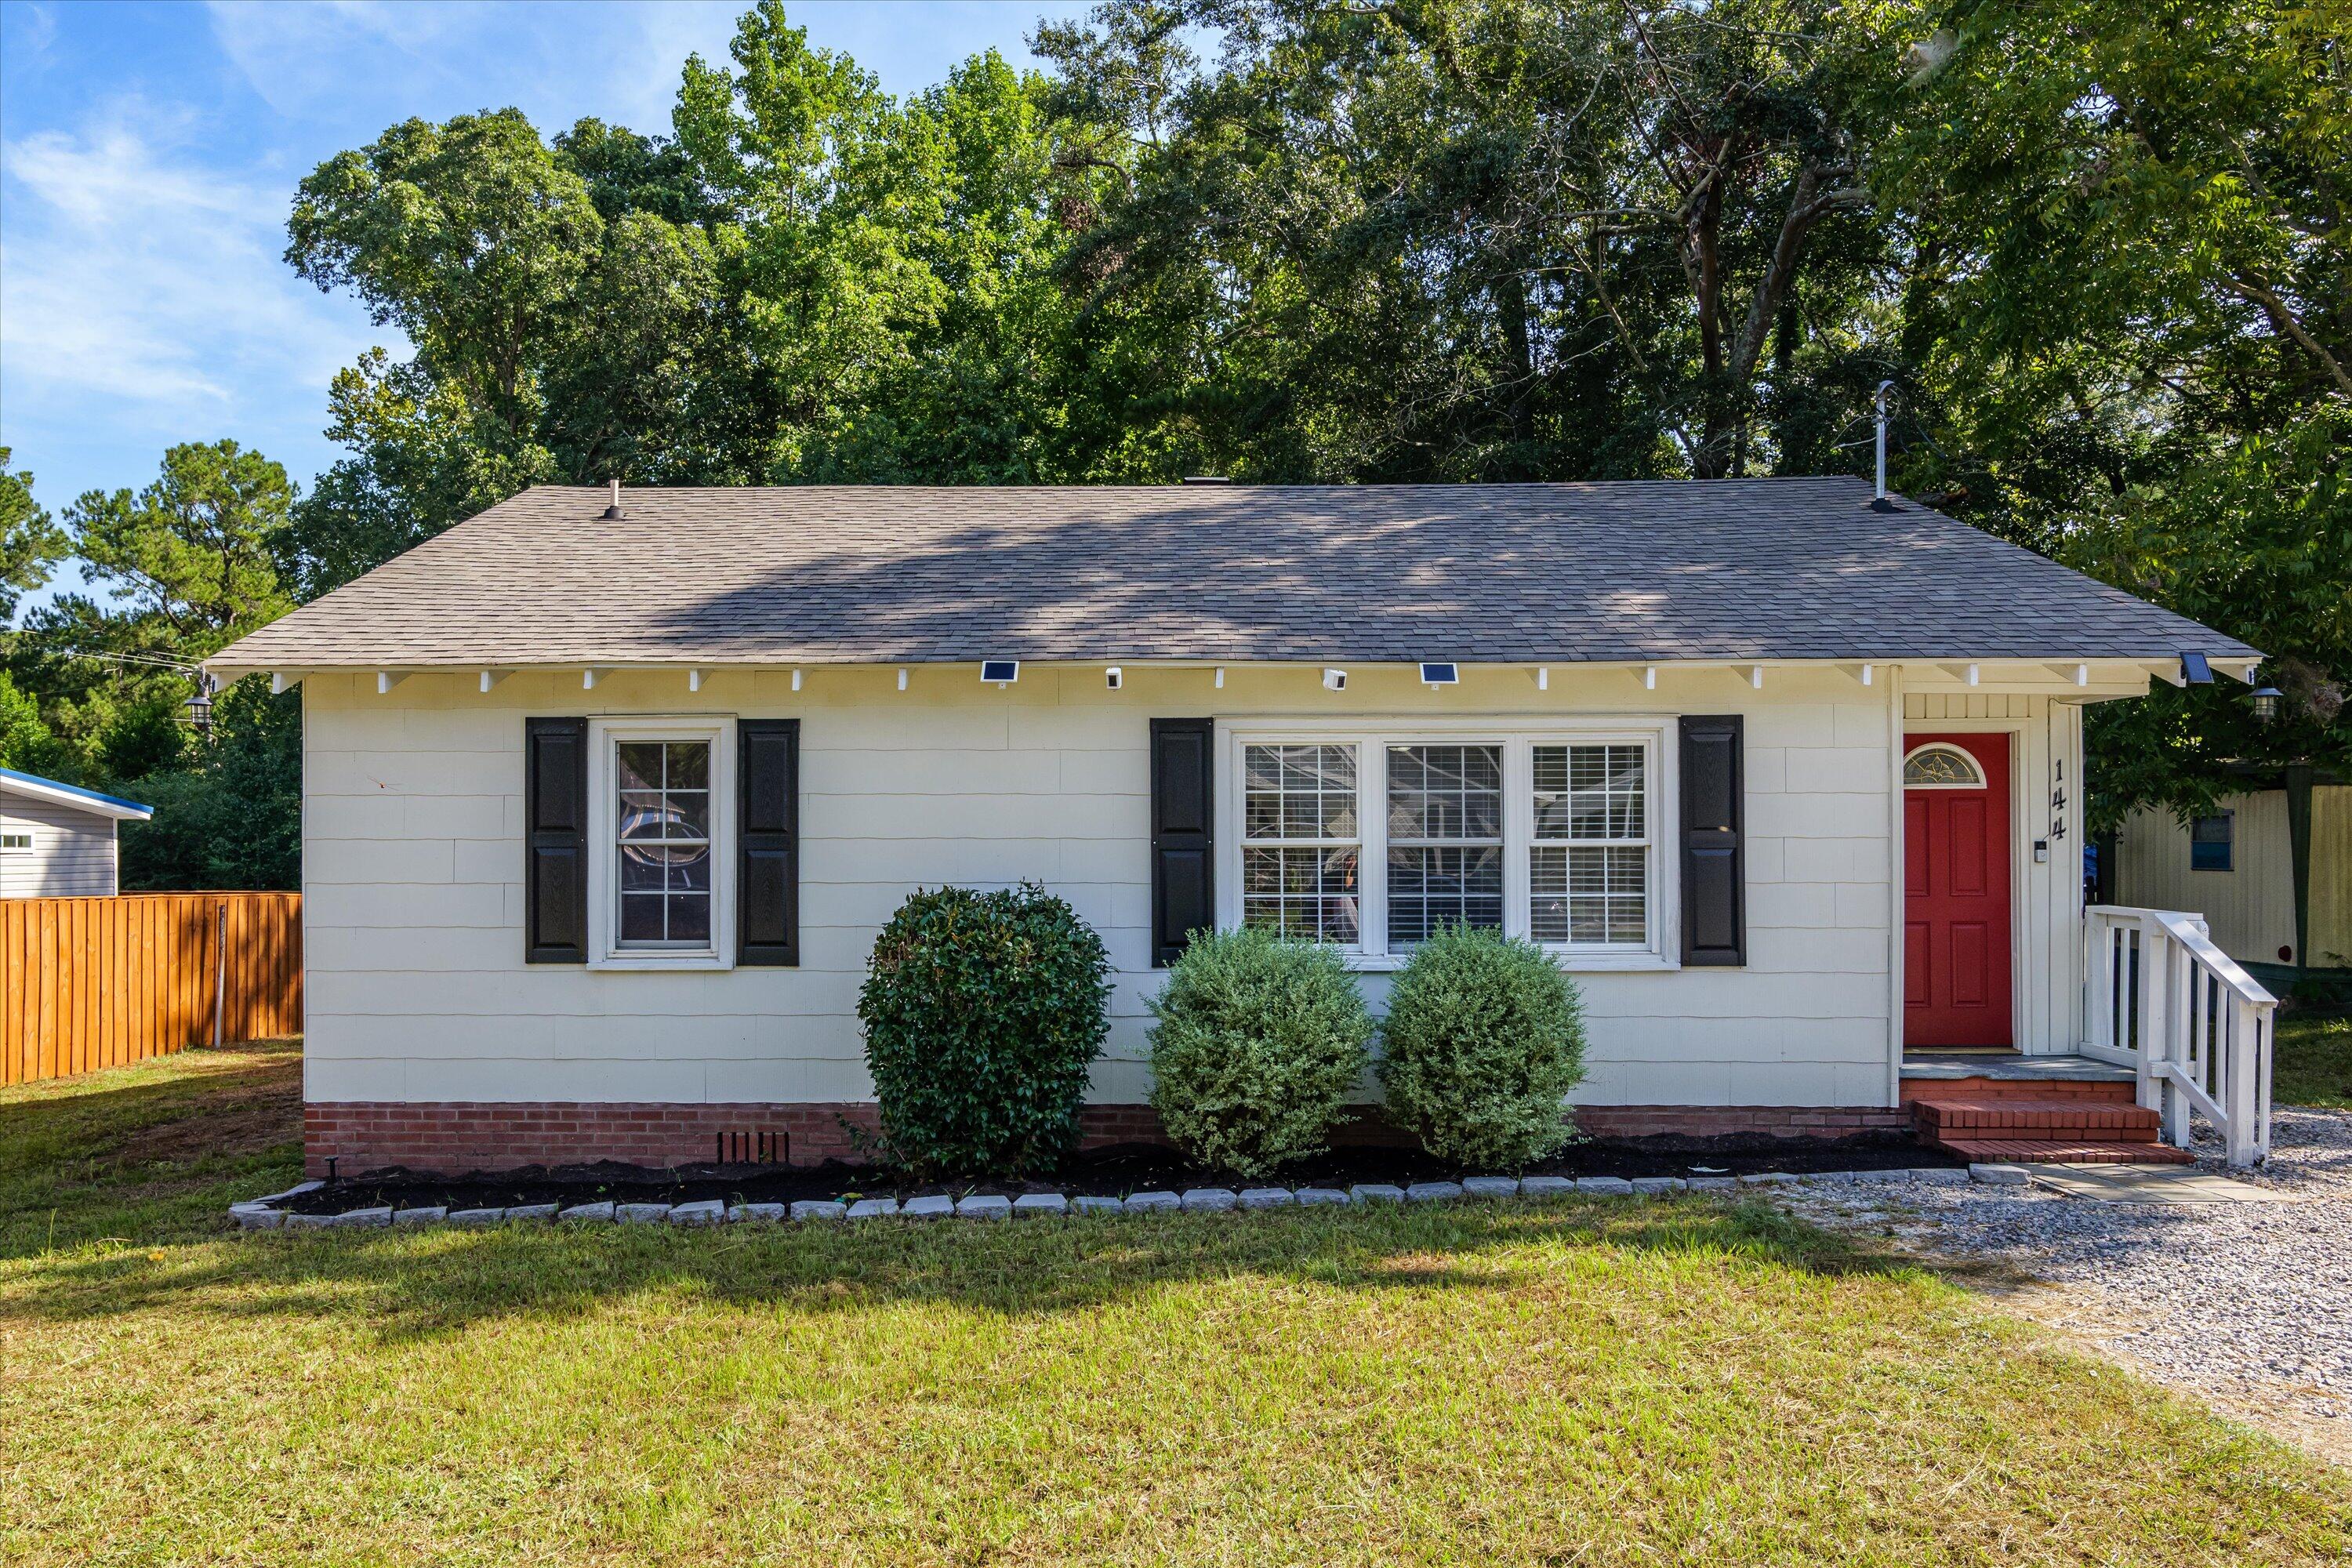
[1105,666,1123,690]
[1322,668,1347,691]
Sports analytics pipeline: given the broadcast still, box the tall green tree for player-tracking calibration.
[63,440,295,647]
[1876,0,2350,823]
[1034,0,1900,482]
[0,447,67,626]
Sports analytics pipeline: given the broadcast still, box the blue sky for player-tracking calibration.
[0,0,1090,611]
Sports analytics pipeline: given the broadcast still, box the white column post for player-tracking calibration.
[2135,915,2169,1119]
[2225,997,2261,1167]
[1885,664,1907,1109]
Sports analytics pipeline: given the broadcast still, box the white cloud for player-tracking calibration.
[11,3,57,58]
[201,0,739,137]
[0,101,383,410]
[203,1,470,120]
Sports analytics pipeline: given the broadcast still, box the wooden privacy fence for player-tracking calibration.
[2,892,303,1086]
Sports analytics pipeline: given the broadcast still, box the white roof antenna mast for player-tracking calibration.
[1871,381,1900,514]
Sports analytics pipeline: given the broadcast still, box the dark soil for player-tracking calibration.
[283,1131,1957,1215]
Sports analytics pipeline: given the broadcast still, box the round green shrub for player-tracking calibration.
[1146,927,1375,1178]
[858,883,1111,1176]
[1377,924,1586,1168]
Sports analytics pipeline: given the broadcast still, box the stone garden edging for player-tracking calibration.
[228,1163,2025,1231]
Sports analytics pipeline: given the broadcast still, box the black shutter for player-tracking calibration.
[739,719,800,966]
[1150,718,1215,966]
[524,717,589,964]
[1679,714,1745,967]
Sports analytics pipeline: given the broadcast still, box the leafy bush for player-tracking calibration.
[858,883,1110,1176]
[1146,927,1375,1178]
[1377,924,1586,1168]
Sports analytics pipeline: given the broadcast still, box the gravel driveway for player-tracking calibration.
[1781,1106,2352,1463]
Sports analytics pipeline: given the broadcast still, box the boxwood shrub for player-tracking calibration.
[1146,927,1375,1178]
[1377,924,1586,1168]
[858,883,1110,1176]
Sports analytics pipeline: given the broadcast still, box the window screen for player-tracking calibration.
[2190,813,2233,873]
[1531,742,1649,945]
[615,739,713,946]
[1385,744,1504,945]
[1241,743,1360,941]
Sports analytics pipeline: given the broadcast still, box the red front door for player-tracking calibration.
[1904,731,2013,1047]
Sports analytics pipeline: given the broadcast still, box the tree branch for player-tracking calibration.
[1726,165,1868,388]
[2223,274,2352,398]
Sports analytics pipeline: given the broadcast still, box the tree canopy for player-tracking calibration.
[7,0,2343,890]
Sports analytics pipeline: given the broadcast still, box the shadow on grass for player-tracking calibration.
[0,1040,303,1259]
[0,1191,1938,1344]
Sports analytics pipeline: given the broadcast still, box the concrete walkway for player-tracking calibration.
[2024,1163,2300,1204]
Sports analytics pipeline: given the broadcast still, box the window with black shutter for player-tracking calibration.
[524,717,589,963]
[738,719,800,965]
[1679,714,1745,966]
[1150,718,1215,965]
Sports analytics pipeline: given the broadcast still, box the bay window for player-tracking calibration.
[1227,722,1674,968]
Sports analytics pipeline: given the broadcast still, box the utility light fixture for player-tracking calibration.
[981,659,1019,687]
[1322,668,1348,692]
[1105,666,1123,690]
[2252,685,2282,724]
[1420,662,1459,688]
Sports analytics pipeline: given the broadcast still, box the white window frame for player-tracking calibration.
[586,715,736,971]
[0,826,30,853]
[1218,717,1679,972]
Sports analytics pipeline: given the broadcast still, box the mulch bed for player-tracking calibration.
[283,1131,1957,1215]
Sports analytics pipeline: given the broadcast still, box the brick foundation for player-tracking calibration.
[306,1099,1912,1178]
[1571,1105,1910,1138]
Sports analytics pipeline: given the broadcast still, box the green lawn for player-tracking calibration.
[3,1045,2347,1566]
[2276,1009,2352,1109]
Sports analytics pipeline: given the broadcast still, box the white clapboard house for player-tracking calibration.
[206,479,2283,1173]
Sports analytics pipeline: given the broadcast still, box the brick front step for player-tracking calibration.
[1909,1096,2162,1141]
[1897,1074,2138,1103]
[1929,1136,2195,1166]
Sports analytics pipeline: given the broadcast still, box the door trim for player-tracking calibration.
[1903,722,2027,1050]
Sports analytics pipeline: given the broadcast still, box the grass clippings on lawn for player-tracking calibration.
[2,1044,2348,1566]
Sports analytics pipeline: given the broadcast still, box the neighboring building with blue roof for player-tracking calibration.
[0,766,154,898]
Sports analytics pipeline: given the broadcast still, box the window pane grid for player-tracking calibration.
[617,739,713,947]
[1387,744,1504,946]
[1531,742,1649,946]
[1243,744,1360,942]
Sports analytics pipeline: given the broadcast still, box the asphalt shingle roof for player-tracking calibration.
[212,478,2258,670]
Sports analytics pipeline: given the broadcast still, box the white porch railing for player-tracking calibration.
[2085,905,2277,1167]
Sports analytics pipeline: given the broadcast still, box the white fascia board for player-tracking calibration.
[0,774,154,822]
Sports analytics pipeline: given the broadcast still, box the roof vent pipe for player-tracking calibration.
[1870,382,1900,513]
[602,478,625,520]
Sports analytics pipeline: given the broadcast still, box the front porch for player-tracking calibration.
[1895,906,2280,1167]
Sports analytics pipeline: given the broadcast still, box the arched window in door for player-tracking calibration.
[1903,743,1984,789]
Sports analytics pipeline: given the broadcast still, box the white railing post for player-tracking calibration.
[2225,996,2262,1167]
[2087,912,2114,1055]
[2082,904,2276,1167]
[2162,941,2193,1148]
[2136,914,2169,1120]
